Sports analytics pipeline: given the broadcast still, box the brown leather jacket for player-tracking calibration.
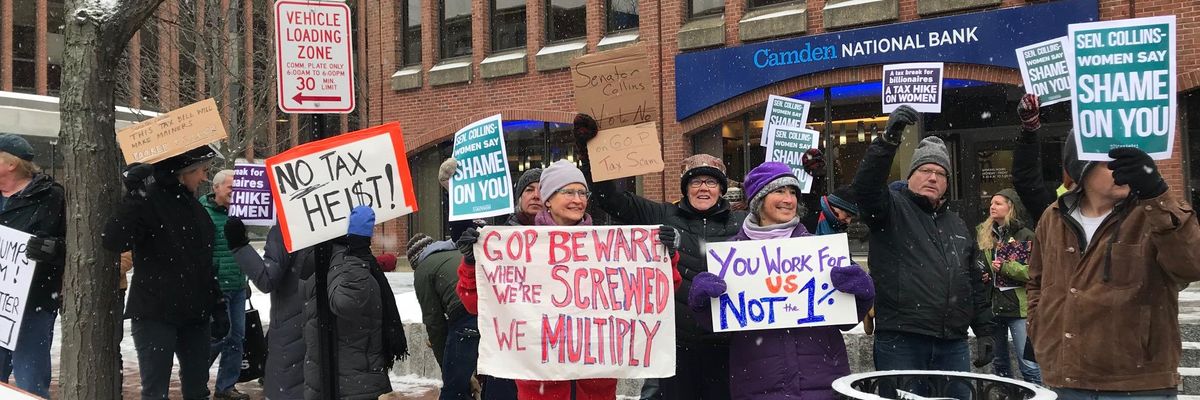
[1028,190,1200,391]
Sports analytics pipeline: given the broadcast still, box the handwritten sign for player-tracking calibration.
[765,125,820,193]
[760,95,812,147]
[1069,16,1176,161]
[229,163,275,226]
[705,233,858,332]
[266,122,418,252]
[571,45,656,129]
[586,122,665,182]
[0,225,34,350]
[1016,37,1072,106]
[475,226,676,380]
[882,62,944,113]
[450,115,515,221]
[116,98,229,164]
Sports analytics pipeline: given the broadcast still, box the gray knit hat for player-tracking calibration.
[515,168,542,198]
[406,233,435,266]
[908,136,952,178]
[539,160,588,203]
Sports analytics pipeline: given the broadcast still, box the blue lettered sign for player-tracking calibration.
[450,115,515,221]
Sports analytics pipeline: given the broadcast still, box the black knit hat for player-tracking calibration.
[156,145,217,175]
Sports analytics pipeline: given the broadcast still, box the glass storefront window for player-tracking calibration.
[1185,90,1199,207]
[410,143,453,241]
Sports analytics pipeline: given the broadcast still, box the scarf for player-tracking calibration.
[741,213,801,241]
[533,209,594,226]
[816,196,847,236]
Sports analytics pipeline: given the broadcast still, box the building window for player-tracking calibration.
[689,0,723,19]
[546,0,585,43]
[748,0,796,9]
[403,0,422,65]
[491,0,526,51]
[607,0,638,32]
[440,0,472,59]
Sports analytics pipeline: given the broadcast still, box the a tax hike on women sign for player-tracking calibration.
[474,226,676,380]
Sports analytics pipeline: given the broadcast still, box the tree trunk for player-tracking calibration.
[59,1,163,398]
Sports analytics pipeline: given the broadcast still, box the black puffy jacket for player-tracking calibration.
[0,173,65,313]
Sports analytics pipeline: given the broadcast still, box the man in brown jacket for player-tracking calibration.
[1028,144,1200,399]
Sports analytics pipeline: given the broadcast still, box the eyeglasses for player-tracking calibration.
[689,178,720,188]
[554,189,591,199]
[914,167,948,180]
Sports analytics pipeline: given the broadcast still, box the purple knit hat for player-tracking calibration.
[744,162,800,212]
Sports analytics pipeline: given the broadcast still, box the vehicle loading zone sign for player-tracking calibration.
[275,0,355,114]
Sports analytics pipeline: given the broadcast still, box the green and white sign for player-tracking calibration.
[1068,16,1176,161]
[765,125,820,193]
[760,95,812,146]
[1016,37,1072,106]
[450,114,515,221]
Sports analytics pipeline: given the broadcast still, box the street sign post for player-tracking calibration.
[274,0,355,114]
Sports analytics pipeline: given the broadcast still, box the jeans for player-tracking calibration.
[209,289,247,392]
[0,309,58,398]
[1053,387,1177,400]
[133,319,212,400]
[992,317,1042,384]
[441,315,480,400]
[873,331,971,399]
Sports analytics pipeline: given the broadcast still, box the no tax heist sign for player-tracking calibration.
[1069,16,1176,161]
[275,0,355,113]
[266,122,417,252]
[475,226,676,380]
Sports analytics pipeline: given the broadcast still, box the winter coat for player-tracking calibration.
[1011,128,1058,224]
[977,221,1035,318]
[103,176,220,325]
[201,194,247,292]
[590,178,747,344]
[1027,189,1200,392]
[303,238,392,400]
[851,138,993,339]
[0,173,65,313]
[232,225,311,400]
[412,241,466,366]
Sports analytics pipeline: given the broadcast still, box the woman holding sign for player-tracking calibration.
[977,189,1042,384]
[687,162,875,400]
[455,160,682,400]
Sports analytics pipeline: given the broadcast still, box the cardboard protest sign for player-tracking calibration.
[882,63,944,113]
[229,163,275,226]
[117,98,229,164]
[1068,16,1176,161]
[1016,37,1072,106]
[765,125,820,193]
[450,115,515,221]
[705,233,858,332]
[475,225,676,380]
[266,122,417,252]
[0,225,35,350]
[571,45,655,129]
[760,95,812,147]
[585,122,665,182]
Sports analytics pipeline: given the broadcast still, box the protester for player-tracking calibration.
[687,162,874,399]
[408,232,480,400]
[0,133,64,398]
[103,146,226,400]
[201,169,251,400]
[723,182,746,212]
[815,185,859,236]
[1028,146,1200,398]
[573,114,743,400]
[977,189,1041,384]
[850,106,993,381]
[227,217,312,400]
[1010,93,1068,222]
[456,159,681,400]
[302,206,394,400]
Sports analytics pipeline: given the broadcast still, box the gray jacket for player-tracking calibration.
[233,226,311,400]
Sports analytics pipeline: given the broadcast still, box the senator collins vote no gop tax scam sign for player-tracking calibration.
[275,0,355,113]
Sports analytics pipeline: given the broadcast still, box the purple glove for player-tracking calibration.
[831,264,874,300]
[688,272,727,312]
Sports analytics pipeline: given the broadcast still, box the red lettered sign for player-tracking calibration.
[274,0,355,113]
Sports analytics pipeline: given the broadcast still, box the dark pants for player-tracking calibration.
[654,341,731,400]
[873,330,970,399]
[132,319,212,400]
[441,315,480,400]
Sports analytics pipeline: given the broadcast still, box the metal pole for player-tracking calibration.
[311,114,339,400]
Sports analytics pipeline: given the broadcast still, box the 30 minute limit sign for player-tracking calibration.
[274,0,356,114]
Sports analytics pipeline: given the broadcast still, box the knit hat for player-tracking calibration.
[406,233,435,265]
[539,160,588,203]
[679,154,729,196]
[0,134,35,161]
[1061,131,1096,188]
[157,145,217,175]
[827,186,860,216]
[723,187,745,203]
[744,162,801,214]
[907,136,952,178]
[515,168,543,200]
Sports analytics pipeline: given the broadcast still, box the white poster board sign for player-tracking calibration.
[0,226,35,350]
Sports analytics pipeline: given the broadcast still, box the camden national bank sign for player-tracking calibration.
[675,0,1100,120]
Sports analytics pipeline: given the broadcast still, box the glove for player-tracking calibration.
[573,113,599,159]
[224,217,249,250]
[688,272,727,312]
[1018,93,1042,132]
[1108,147,1167,199]
[657,226,679,257]
[122,163,155,198]
[972,335,995,368]
[883,105,919,145]
[26,236,61,263]
[830,264,874,299]
[438,158,458,190]
[348,206,376,237]
[211,300,230,341]
[456,227,480,265]
[801,148,826,177]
